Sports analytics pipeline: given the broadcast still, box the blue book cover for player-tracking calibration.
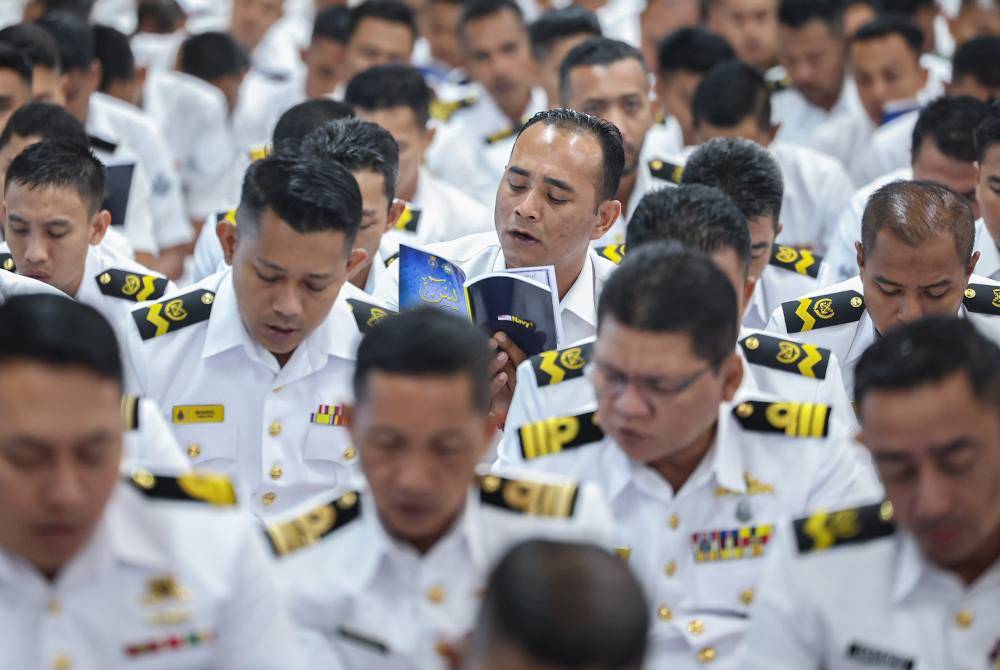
[465,273,559,356]
[398,244,470,316]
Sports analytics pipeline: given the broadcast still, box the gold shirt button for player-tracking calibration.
[343,447,357,461]
[665,560,677,577]
[668,513,680,529]
[268,421,282,437]
[740,589,755,606]
[262,491,277,506]
[697,647,717,663]
[52,654,72,670]
[186,444,201,458]
[426,585,445,604]
[688,619,705,635]
[273,385,285,393]
[955,610,974,629]
[269,465,283,480]
[48,599,61,615]
[657,605,673,621]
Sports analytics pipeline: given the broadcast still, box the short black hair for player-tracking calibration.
[519,108,624,204]
[178,31,249,82]
[627,184,751,279]
[851,15,924,56]
[0,43,33,86]
[0,23,61,70]
[345,64,433,128]
[682,137,784,225]
[5,139,105,214]
[528,7,602,62]
[472,540,649,670]
[312,5,350,43]
[693,60,771,131]
[92,24,135,91]
[559,37,645,105]
[854,316,1000,411]
[656,27,735,77]
[300,118,400,204]
[460,0,524,35]
[236,152,363,245]
[598,242,739,364]
[0,295,122,388]
[876,0,936,15]
[0,102,88,151]
[974,101,1000,163]
[36,11,94,73]
[861,180,975,261]
[136,0,186,34]
[353,308,492,413]
[347,0,418,42]
[911,96,990,164]
[951,36,1000,90]
[272,99,354,151]
[31,0,95,16]
[778,0,843,32]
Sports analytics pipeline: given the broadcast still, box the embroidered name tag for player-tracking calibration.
[311,404,348,426]
[124,629,216,658]
[692,525,773,563]
[845,642,915,669]
[172,405,224,424]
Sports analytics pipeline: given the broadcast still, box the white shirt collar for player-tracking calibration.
[974,219,1000,280]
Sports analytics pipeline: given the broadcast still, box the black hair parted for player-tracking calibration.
[681,137,784,224]
[347,0,418,41]
[656,27,735,76]
[92,24,135,90]
[598,242,740,364]
[36,11,93,73]
[235,152,363,246]
[854,316,1000,410]
[312,5,351,43]
[272,99,354,150]
[0,23,61,70]
[461,0,524,32]
[692,60,771,132]
[626,184,750,278]
[5,139,105,214]
[0,294,123,388]
[974,100,1000,164]
[178,31,249,81]
[851,15,924,56]
[0,42,33,85]
[528,7,602,61]
[0,102,88,151]
[911,95,989,165]
[300,117,400,204]
[353,307,493,413]
[951,36,1000,90]
[345,64,433,128]
[559,37,645,105]
[778,0,844,31]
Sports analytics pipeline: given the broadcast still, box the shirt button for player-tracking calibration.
[697,647,716,663]
[48,598,61,615]
[687,619,705,635]
[186,444,201,458]
[269,465,283,480]
[955,610,974,629]
[343,447,357,461]
[657,605,672,621]
[52,654,72,670]
[740,589,755,606]
[426,585,445,604]
[273,385,285,393]
[664,560,677,577]
[262,491,277,506]
[268,421,282,437]
[668,513,680,529]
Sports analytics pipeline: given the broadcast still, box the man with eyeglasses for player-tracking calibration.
[494,242,879,669]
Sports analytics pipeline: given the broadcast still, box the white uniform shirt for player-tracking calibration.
[86,142,157,255]
[0,266,65,304]
[272,476,613,669]
[848,110,919,189]
[770,142,855,252]
[743,258,828,331]
[378,168,494,258]
[249,19,307,82]
[740,506,1000,670]
[0,477,304,670]
[824,167,913,283]
[425,87,548,207]
[233,71,306,154]
[88,92,193,250]
[496,328,856,464]
[765,274,1000,393]
[142,68,242,220]
[121,395,189,475]
[373,231,618,346]
[771,77,864,149]
[496,395,880,670]
[125,270,387,520]
[973,218,1000,281]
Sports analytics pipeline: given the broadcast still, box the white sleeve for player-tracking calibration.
[143,134,195,249]
[824,205,864,284]
[123,398,188,474]
[120,163,158,256]
[180,98,242,220]
[765,303,790,335]
[191,214,228,283]
[806,429,883,510]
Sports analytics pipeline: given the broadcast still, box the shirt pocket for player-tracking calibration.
[170,422,238,469]
[304,423,358,468]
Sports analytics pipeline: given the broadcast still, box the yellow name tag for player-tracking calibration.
[172,405,224,424]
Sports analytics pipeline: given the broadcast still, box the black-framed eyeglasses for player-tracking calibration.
[585,359,719,405]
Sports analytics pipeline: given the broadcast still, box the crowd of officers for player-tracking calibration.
[0,0,999,668]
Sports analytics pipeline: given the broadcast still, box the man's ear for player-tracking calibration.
[740,275,757,318]
[855,240,865,274]
[766,122,780,146]
[90,209,111,245]
[591,199,623,240]
[720,352,744,402]
[346,247,370,278]
[775,221,784,238]
[967,250,981,278]
[386,199,406,232]
[218,222,238,265]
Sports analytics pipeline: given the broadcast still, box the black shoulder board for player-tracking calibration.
[265,491,362,557]
[347,298,395,335]
[132,289,215,340]
[96,269,169,302]
[518,410,604,461]
[963,284,1000,316]
[739,333,830,380]
[530,342,593,386]
[393,205,422,233]
[648,158,684,184]
[0,252,14,272]
[766,74,792,93]
[121,394,140,431]
[429,95,477,122]
[129,469,237,506]
[733,400,831,438]
[781,290,864,333]
[769,245,822,279]
[596,244,626,265]
[384,252,399,267]
[88,134,118,154]
[485,122,524,145]
[794,500,896,554]
[479,474,579,518]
